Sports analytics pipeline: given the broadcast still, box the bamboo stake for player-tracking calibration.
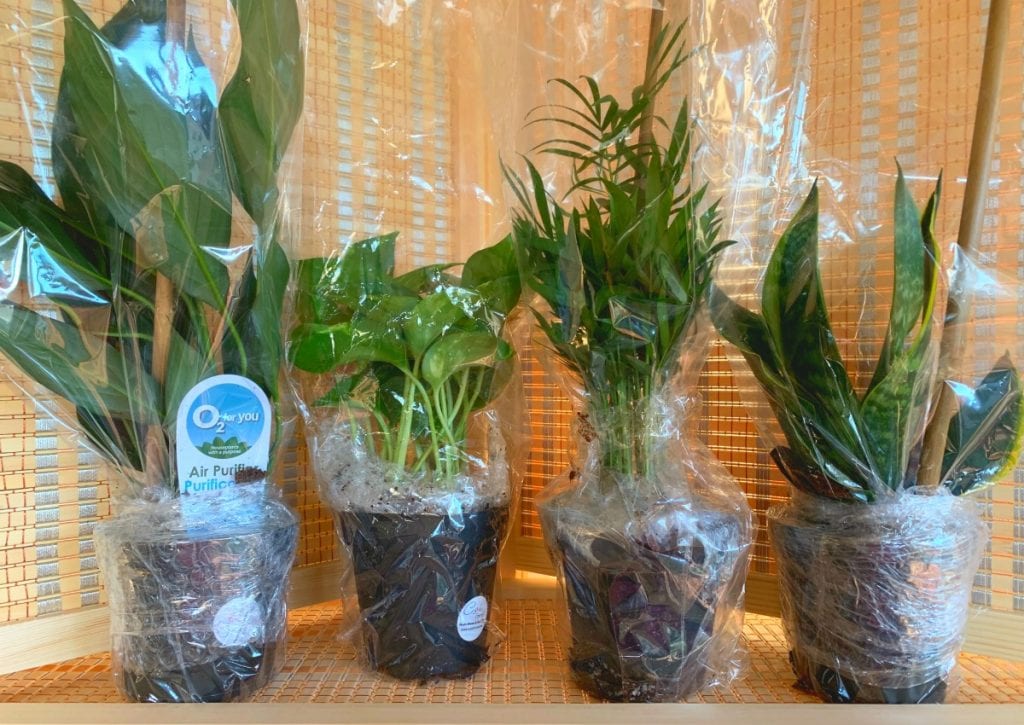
[918,0,1010,487]
[143,0,187,489]
[636,2,665,153]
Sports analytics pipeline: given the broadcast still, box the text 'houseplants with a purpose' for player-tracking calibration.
[288,233,522,680]
[712,171,1023,703]
[505,23,751,702]
[0,0,305,702]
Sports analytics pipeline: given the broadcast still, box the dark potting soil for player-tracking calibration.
[557,532,718,702]
[109,520,297,703]
[336,505,508,681]
[120,639,280,703]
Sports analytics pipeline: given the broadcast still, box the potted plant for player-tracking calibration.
[504,24,751,702]
[0,0,304,702]
[711,172,1023,703]
[287,234,521,680]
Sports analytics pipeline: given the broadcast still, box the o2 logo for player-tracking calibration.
[192,404,225,433]
[185,382,265,460]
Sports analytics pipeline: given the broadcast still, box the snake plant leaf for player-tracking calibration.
[288,322,353,374]
[942,354,1024,495]
[710,285,872,500]
[771,446,866,502]
[0,303,157,422]
[868,167,932,390]
[220,0,304,227]
[461,236,521,314]
[860,177,941,489]
[57,0,232,307]
[760,183,871,476]
[422,330,498,388]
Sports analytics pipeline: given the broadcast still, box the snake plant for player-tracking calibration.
[505,24,728,484]
[288,235,520,482]
[0,0,303,491]
[711,171,1024,502]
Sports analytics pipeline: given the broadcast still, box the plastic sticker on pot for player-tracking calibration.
[212,596,264,647]
[457,595,488,641]
[176,374,272,496]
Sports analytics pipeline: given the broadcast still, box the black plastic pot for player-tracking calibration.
[770,494,983,704]
[99,494,298,703]
[548,508,746,702]
[336,504,508,681]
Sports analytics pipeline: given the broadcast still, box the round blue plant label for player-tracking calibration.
[175,374,272,496]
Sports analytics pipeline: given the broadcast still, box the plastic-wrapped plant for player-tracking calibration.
[503,21,750,703]
[711,170,1023,704]
[505,24,729,487]
[288,234,521,483]
[0,0,304,492]
[710,171,1024,502]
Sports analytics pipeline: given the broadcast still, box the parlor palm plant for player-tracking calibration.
[505,24,750,702]
[711,172,1023,703]
[0,0,304,702]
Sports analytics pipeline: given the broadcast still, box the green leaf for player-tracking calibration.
[0,303,158,422]
[163,331,216,429]
[233,237,290,398]
[295,233,398,324]
[56,0,232,306]
[394,263,457,294]
[868,166,931,391]
[942,354,1024,495]
[288,322,353,374]
[220,0,304,227]
[421,331,498,388]
[132,182,232,308]
[461,236,521,314]
[860,176,941,489]
[345,296,417,368]
[403,291,471,358]
[760,183,870,478]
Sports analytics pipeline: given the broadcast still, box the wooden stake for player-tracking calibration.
[918,0,1010,487]
[636,3,665,153]
[143,0,188,488]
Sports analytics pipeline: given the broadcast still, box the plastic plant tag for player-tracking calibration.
[457,595,488,642]
[176,374,272,495]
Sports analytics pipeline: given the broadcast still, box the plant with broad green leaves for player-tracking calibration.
[288,235,520,482]
[505,24,728,484]
[0,0,303,491]
[711,171,1024,503]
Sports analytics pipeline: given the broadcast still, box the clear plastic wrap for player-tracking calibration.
[284,5,527,681]
[97,483,299,703]
[0,0,305,701]
[501,4,760,702]
[771,490,985,704]
[707,0,1024,703]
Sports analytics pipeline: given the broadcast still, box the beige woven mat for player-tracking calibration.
[1,600,1021,704]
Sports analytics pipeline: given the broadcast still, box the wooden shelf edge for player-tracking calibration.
[1,703,1023,724]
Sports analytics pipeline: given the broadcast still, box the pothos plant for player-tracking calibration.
[0,0,303,491]
[505,25,728,485]
[288,235,520,482]
[710,170,1024,503]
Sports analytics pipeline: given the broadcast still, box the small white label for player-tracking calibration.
[212,596,264,647]
[176,374,272,496]
[456,595,488,642]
